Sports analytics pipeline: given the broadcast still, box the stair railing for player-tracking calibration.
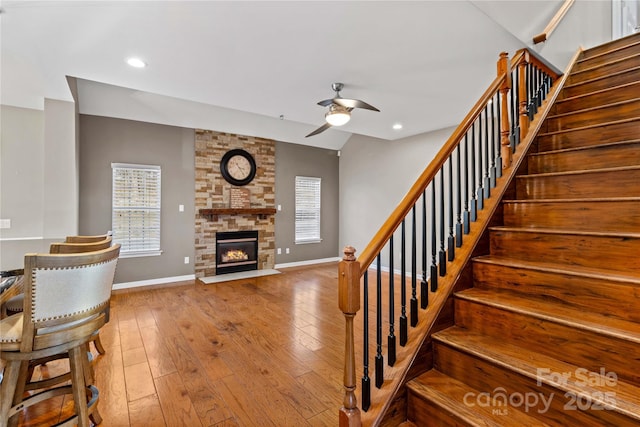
[338,48,562,427]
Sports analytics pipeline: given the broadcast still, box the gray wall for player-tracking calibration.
[275,141,340,264]
[79,115,195,283]
[1,103,77,270]
[339,127,455,260]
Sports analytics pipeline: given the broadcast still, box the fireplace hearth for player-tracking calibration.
[215,230,258,275]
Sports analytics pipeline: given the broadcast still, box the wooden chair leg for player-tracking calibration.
[0,360,21,427]
[92,332,106,355]
[69,346,90,427]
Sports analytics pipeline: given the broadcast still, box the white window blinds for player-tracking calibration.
[295,176,321,244]
[112,163,161,256]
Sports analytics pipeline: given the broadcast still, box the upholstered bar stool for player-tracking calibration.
[1,237,113,354]
[0,244,120,427]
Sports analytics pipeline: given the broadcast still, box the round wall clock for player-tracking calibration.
[220,149,257,186]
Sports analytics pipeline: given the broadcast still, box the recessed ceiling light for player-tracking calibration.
[393,123,403,130]
[126,57,146,68]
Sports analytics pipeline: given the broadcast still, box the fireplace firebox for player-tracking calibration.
[215,230,258,275]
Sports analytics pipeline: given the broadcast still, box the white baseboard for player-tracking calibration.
[112,274,195,290]
[275,257,340,269]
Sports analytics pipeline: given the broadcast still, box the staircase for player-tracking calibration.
[404,35,640,426]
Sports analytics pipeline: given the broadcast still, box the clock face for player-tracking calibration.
[227,155,252,180]
[220,149,257,186]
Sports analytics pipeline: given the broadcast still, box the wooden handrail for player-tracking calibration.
[357,73,507,275]
[357,48,561,274]
[533,0,575,44]
[339,47,566,427]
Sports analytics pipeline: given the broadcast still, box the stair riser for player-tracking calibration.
[434,343,634,426]
[563,68,640,98]
[545,101,640,132]
[454,298,640,387]
[528,142,640,174]
[580,35,640,60]
[472,261,640,323]
[406,392,466,427]
[536,120,640,152]
[574,42,640,71]
[554,82,640,114]
[489,229,640,273]
[516,168,640,200]
[502,200,640,232]
[567,57,640,86]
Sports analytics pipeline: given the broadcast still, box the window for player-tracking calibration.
[295,176,321,244]
[112,163,161,257]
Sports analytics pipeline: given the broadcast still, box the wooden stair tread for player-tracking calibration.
[537,117,640,138]
[515,164,640,179]
[528,139,640,157]
[546,97,640,120]
[563,64,640,90]
[454,288,640,344]
[556,80,640,104]
[578,39,640,63]
[473,255,640,285]
[489,225,640,240]
[432,327,640,421]
[574,52,638,71]
[502,196,640,204]
[408,370,550,426]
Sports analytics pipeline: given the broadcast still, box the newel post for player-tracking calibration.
[338,245,362,427]
[497,52,512,169]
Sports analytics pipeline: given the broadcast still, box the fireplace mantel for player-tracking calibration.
[199,207,277,220]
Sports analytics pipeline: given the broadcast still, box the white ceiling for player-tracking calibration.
[1,1,566,150]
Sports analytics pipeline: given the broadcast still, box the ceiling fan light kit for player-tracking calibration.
[306,82,380,137]
[325,104,351,126]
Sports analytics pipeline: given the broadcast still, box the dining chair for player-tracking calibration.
[0,244,120,427]
[1,237,114,355]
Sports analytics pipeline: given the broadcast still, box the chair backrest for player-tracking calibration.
[50,236,112,254]
[65,233,111,244]
[20,244,120,352]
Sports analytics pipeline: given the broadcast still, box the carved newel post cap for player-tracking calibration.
[342,246,356,261]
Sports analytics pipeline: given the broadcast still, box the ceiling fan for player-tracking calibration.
[305,82,380,137]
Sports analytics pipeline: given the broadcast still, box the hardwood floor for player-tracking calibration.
[16,263,345,427]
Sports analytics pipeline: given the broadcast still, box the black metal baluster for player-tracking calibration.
[475,118,484,212]
[456,145,463,247]
[388,236,396,366]
[496,91,503,177]
[410,206,418,327]
[482,106,491,199]
[463,134,471,233]
[448,154,455,260]
[509,67,520,150]
[536,67,543,108]
[470,125,478,222]
[439,168,446,277]
[421,192,428,309]
[431,183,438,292]
[375,254,383,389]
[528,64,535,120]
[400,219,407,346]
[361,270,370,411]
[490,94,498,183]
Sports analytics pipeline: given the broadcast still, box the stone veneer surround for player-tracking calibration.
[194,130,276,278]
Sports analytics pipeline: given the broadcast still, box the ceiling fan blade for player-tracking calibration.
[305,122,332,137]
[333,98,380,112]
[317,98,335,107]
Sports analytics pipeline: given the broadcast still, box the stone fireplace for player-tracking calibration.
[194,130,276,279]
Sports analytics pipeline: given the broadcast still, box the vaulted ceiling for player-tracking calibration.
[1,1,583,149]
